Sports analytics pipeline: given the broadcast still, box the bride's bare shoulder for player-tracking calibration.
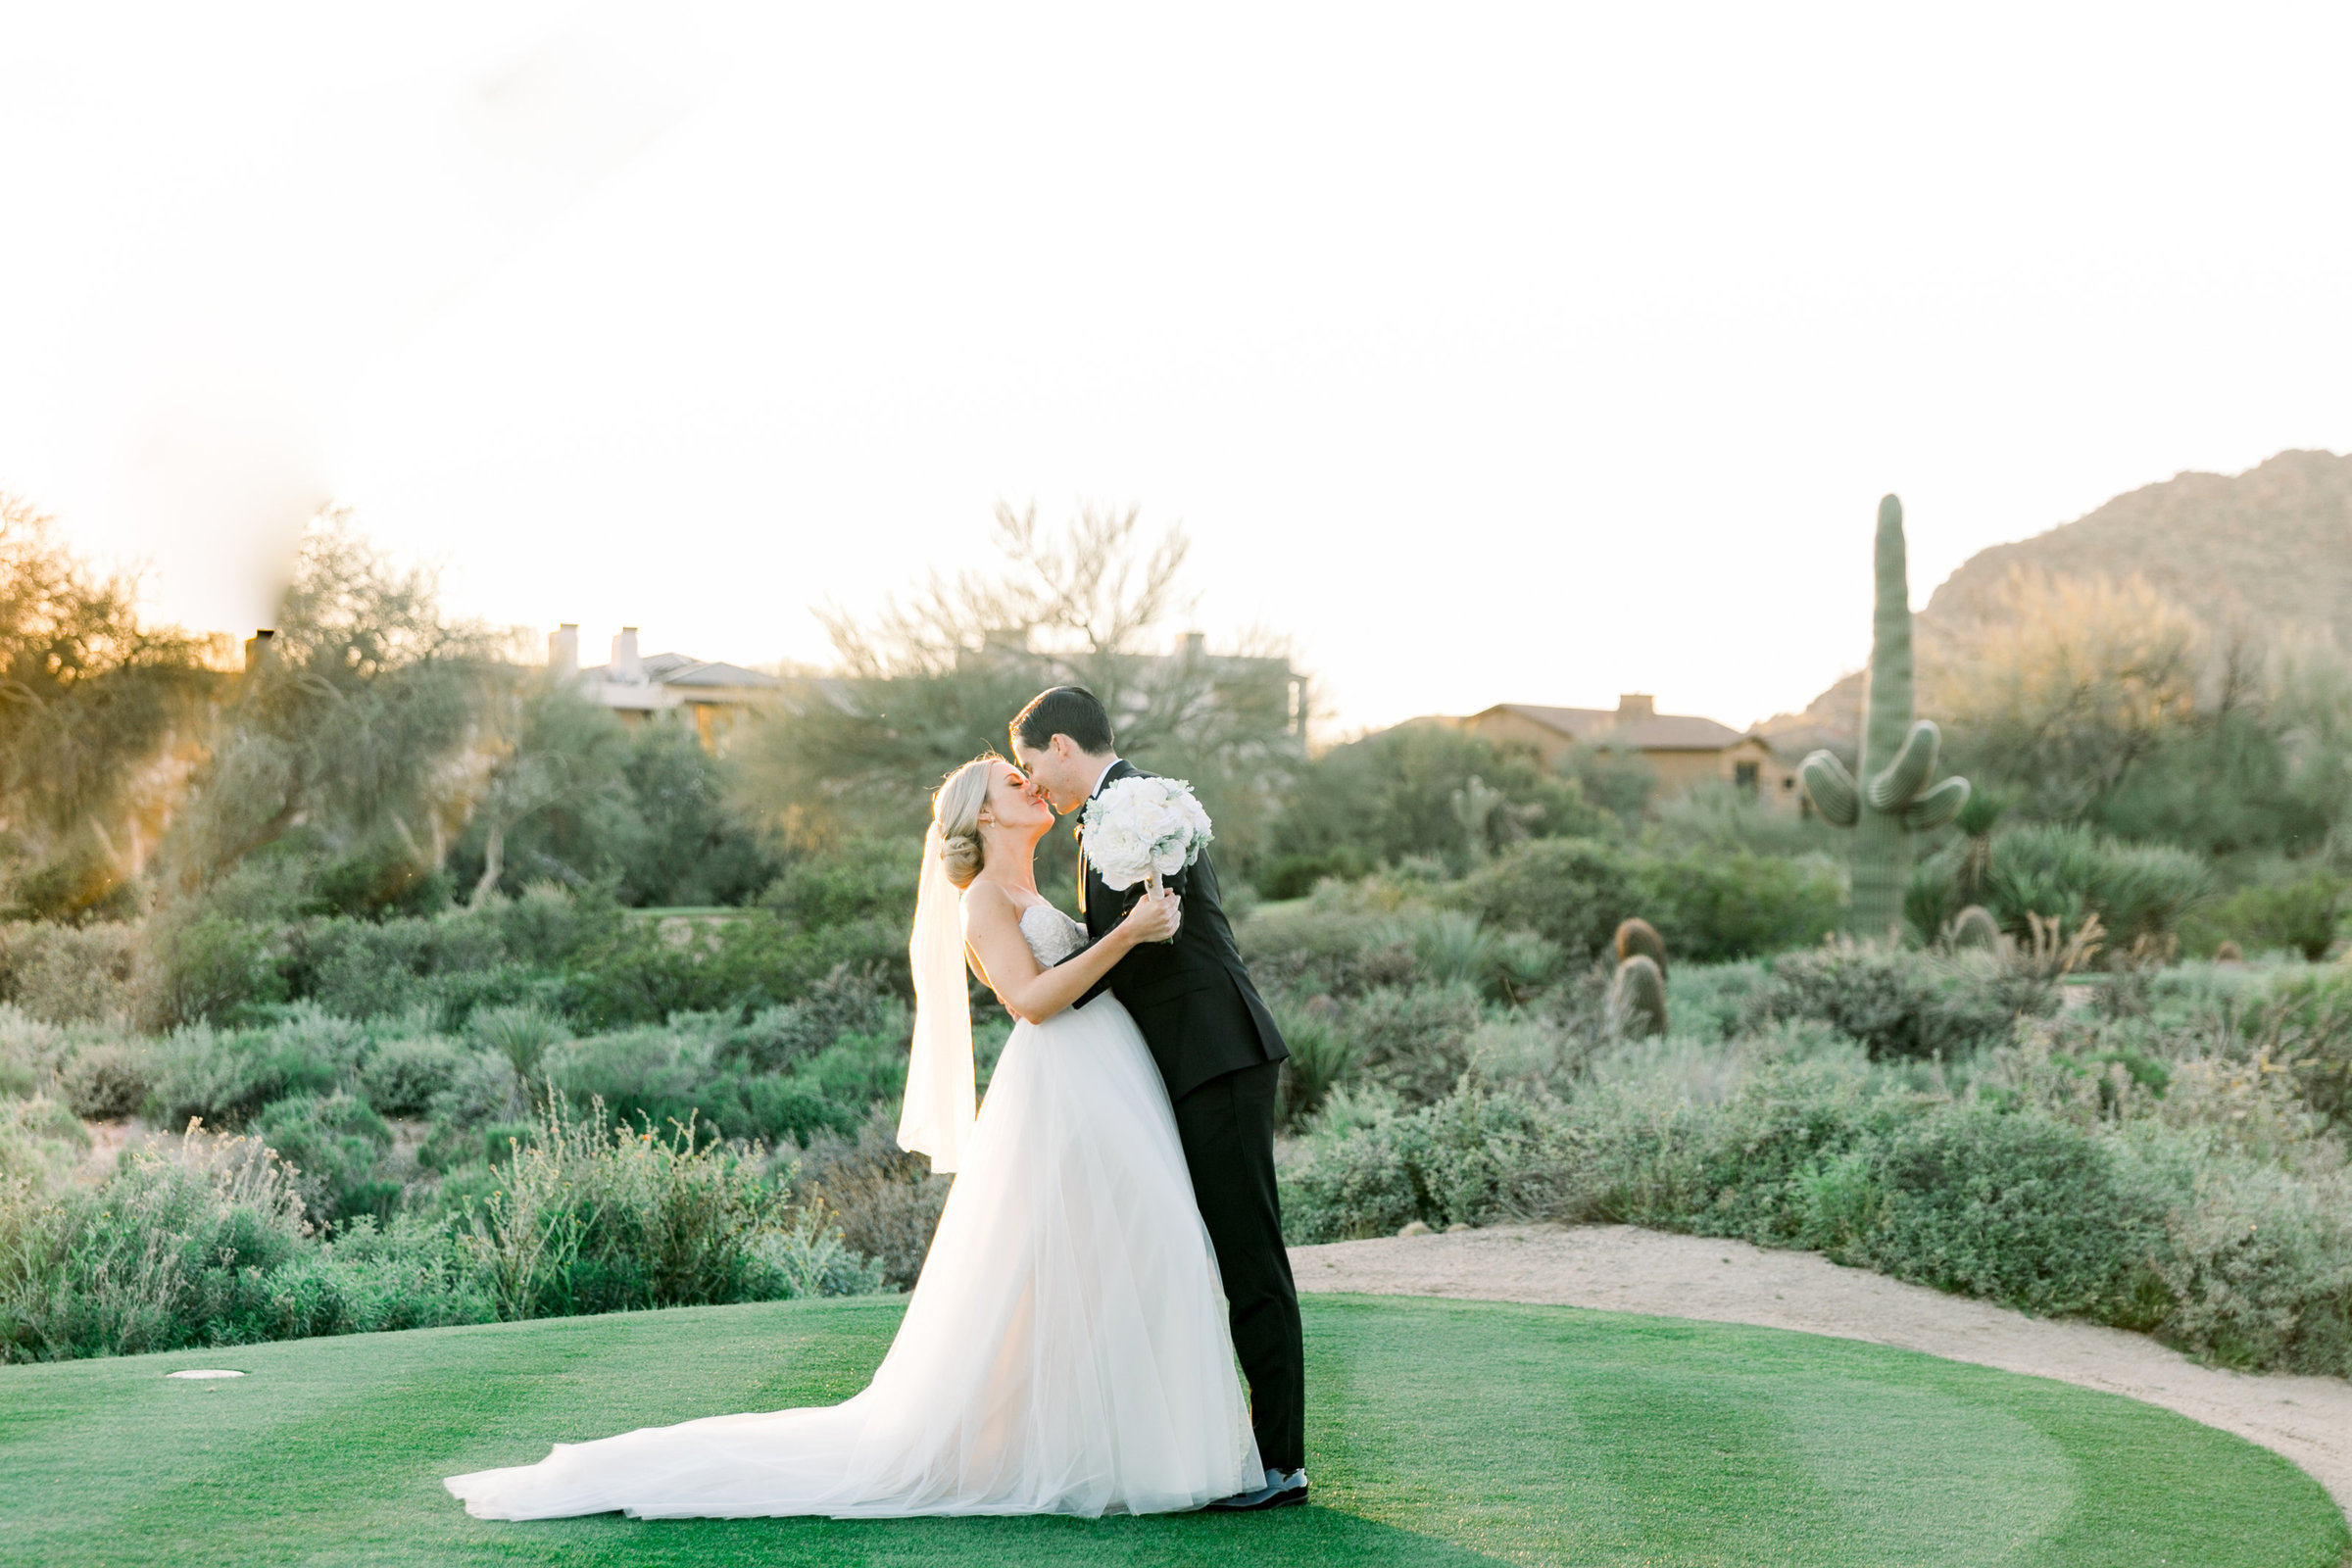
[958,878,1019,934]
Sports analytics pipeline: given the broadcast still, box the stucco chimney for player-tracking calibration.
[612,627,644,682]
[1616,693,1654,721]
[549,623,579,679]
[243,628,275,673]
[1181,631,1205,661]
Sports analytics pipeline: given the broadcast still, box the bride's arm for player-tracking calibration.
[961,884,1179,1024]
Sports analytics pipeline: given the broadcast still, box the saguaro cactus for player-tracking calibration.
[1799,495,1971,940]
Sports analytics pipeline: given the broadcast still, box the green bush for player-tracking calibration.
[1454,838,1638,961]
[1260,724,1613,876]
[1345,982,1485,1105]
[1254,848,1373,902]
[721,965,901,1074]
[0,1123,488,1363]
[1912,823,2211,948]
[1237,890,1416,1000]
[0,920,141,1024]
[1741,943,2037,1060]
[149,1011,360,1129]
[59,1041,156,1120]
[456,1098,832,1320]
[789,1105,949,1291]
[2188,873,2346,961]
[356,1034,466,1118]
[2140,1143,2352,1375]
[253,1092,397,1226]
[1629,848,1844,963]
[1857,1108,2170,1320]
[145,912,288,1027]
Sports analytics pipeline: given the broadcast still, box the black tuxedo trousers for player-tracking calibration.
[1077,761,1304,1472]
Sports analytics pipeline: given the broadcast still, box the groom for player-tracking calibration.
[1010,686,1308,1511]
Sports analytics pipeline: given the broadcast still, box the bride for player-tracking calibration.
[444,756,1266,1519]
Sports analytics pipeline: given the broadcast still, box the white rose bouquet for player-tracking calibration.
[1082,775,1214,898]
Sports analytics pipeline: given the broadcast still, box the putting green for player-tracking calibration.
[1,1295,2342,1567]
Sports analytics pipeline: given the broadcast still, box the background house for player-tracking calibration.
[549,624,780,751]
[1459,695,1800,809]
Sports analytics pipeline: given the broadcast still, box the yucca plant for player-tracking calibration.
[1272,1000,1360,1126]
[468,1004,565,1079]
[1405,909,1497,990]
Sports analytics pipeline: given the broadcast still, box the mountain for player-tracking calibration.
[1761,449,2352,756]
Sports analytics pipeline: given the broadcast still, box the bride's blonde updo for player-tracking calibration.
[931,756,999,889]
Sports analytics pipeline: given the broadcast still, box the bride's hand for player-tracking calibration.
[1118,887,1181,946]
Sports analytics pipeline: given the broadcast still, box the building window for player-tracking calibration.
[1734,760,1759,794]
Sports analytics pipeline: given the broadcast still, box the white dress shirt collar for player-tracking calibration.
[1086,756,1123,801]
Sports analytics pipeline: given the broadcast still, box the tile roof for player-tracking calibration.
[579,654,780,691]
[1479,704,1754,752]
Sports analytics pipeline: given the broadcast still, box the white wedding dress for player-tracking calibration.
[444,904,1263,1520]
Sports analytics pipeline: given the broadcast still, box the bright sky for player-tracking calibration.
[4,4,2348,734]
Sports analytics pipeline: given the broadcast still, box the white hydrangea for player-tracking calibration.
[1083,775,1215,891]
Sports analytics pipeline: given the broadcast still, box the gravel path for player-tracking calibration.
[1292,1223,2352,1520]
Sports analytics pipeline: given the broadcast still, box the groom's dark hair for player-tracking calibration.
[1011,686,1115,756]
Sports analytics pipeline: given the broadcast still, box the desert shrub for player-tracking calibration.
[280,908,551,1026]
[1345,982,1485,1105]
[744,1203,891,1300]
[1255,847,1373,902]
[427,1050,527,1132]
[1391,909,1563,1003]
[1262,723,1612,876]
[0,920,140,1023]
[144,911,290,1027]
[2137,1140,2352,1375]
[560,912,821,1029]
[1281,1081,1564,1241]
[1915,822,2212,948]
[2188,873,2346,961]
[1628,849,1844,963]
[457,1097,876,1321]
[58,1041,156,1120]
[540,1015,879,1154]
[1272,997,1357,1126]
[1237,890,1416,1000]
[762,837,920,931]
[721,964,901,1074]
[468,1003,565,1077]
[0,1122,313,1360]
[790,1106,949,1290]
[1454,839,1637,961]
[149,1013,356,1130]
[1741,942,2036,1060]
[1856,1108,2170,1321]
[0,1096,88,1185]
[253,1092,397,1226]
[1683,1060,1897,1246]
[541,1022,720,1128]
[1665,961,1770,1041]
[356,1034,466,1118]
[1280,1121,1421,1242]
[0,1122,494,1363]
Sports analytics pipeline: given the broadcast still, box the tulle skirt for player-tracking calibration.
[443,994,1263,1519]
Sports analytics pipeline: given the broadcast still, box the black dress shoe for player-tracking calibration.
[1206,1468,1309,1510]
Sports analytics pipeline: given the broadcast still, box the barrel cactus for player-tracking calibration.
[1610,955,1668,1038]
[1948,905,2003,953]
[1799,495,1971,941]
[1613,916,1667,977]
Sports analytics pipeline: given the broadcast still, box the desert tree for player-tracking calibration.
[162,513,508,905]
[0,493,221,915]
[733,503,1306,879]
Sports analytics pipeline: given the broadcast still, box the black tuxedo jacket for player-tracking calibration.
[1075,760,1288,1102]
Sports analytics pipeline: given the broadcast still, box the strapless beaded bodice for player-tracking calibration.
[1018,903,1088,967]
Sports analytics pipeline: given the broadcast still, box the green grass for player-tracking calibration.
[2,1295,2343,1568]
